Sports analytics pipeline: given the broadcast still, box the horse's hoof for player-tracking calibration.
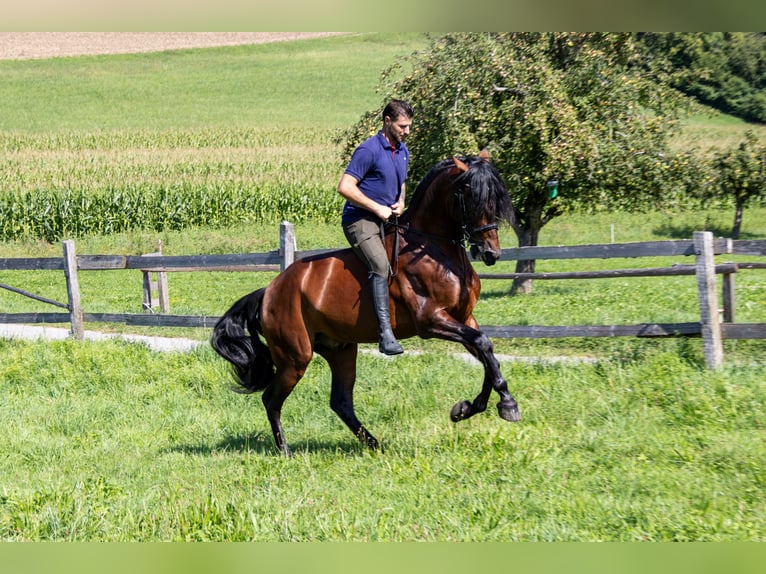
[497,401,521,422]
[450,400,472,422]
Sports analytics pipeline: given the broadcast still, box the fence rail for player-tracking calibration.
[1,224,764,369]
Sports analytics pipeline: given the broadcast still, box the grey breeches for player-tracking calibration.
[342,216,390,278]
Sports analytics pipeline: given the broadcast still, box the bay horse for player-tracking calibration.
[211,150,521,456]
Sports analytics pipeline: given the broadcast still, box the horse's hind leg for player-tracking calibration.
[261,363,306,457]
[321,344,380,450]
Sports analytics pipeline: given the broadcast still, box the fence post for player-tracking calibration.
[280,221,296,271]
[721,238,736,323]
[722,267,736,323]
[141,240,169,313]
[694,231,723,369]
[62,240,84,340]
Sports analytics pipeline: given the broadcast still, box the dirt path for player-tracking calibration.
[0,323,204,352]
[0,323,597,365]
[0,32,345,60]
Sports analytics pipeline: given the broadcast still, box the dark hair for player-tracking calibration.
[383,99,414,122]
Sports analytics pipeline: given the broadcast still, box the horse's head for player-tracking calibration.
[448,150,512,266]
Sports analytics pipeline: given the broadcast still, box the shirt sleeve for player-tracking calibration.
[344,145,374,182]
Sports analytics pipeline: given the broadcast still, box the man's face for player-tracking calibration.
[384,115,412,144]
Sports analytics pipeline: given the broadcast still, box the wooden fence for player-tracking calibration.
[1,223,764,369]
[478,231,766,368]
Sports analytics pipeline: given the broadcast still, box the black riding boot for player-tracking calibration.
[370,273,404,355]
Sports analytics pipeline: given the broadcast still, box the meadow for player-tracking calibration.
[0,335,764,541]
[0,33,764,541]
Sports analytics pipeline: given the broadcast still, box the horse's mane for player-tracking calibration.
[405,155,514,224]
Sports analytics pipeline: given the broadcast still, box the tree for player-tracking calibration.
[635,33,766,123]
[341,33,697,294]
[710,131,766,239]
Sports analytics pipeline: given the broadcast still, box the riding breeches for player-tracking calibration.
[342,215,390,278]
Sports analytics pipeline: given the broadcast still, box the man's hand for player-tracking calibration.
[390,192,405,217]
[374,204,394,221]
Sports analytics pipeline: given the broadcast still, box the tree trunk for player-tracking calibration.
[731,198,744,239]
[510,226,539,295]
[508,185,559,296]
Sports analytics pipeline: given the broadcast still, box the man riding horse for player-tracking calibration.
[211,142,521,456]
[337,99,414,355]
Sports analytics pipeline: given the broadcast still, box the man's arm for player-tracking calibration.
[338,173,393,221]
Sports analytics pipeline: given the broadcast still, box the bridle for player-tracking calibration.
[455,187,498,252]
[385,186,497,249]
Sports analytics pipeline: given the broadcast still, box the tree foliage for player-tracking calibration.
[340,33,698,293]
[709,131,766,239]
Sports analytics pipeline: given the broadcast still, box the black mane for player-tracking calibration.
[405,155,514,225]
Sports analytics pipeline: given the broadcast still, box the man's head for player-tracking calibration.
[382,99,413,145]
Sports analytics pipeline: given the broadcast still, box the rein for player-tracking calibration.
[386,188,499,246]
[384,218,461,246]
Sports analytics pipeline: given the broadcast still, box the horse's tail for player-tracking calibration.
[210,288,274,393]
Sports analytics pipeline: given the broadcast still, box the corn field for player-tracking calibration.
[0,128,345,241]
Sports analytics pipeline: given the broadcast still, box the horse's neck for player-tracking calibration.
[405,212,457,240]
[402,182,460,241]
[399,195,471,275]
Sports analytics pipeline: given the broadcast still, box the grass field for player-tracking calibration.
[0,33,764,541]
[0,33,425,132]
[0,336,764,541]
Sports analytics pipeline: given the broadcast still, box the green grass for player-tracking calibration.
[0,338,763,541]
[0,33,429,242]
[0,33,426,132]
[674,111,766,154]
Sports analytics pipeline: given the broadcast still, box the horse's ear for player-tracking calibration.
[479,148,490,161]
[449,156,469,175]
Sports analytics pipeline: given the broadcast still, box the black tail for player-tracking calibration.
[210,288,274,393]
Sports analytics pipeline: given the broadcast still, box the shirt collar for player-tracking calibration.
[377,130,399,152]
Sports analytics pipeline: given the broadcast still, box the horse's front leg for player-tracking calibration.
[448,328,521,423]
[423,313,520,424]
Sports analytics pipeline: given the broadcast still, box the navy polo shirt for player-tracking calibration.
[341,131,409,225]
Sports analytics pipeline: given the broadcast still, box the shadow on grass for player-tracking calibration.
[653,221,758,240]
[477,284,589,300]
[168,432,365,457]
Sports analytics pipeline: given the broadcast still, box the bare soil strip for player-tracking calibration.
[0,32,345,60]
